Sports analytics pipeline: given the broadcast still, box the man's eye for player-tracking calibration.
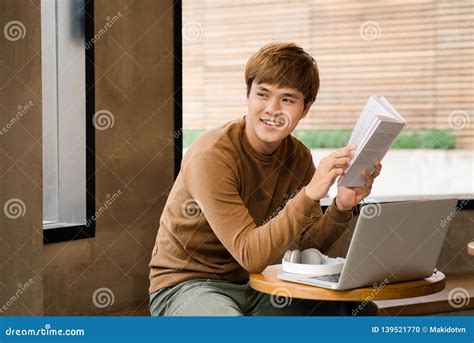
[257,93,267,98]
[283,99,294,104]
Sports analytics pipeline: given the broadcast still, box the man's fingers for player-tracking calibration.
[332,144,356,159]
[330,168,345,179]
[362,170,374,188]
[332,157,351,168]
[371,161,382,178]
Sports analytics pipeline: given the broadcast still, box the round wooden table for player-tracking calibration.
[249,264,445,301]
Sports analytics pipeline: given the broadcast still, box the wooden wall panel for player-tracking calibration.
[0,0,44,315]
[42,0,176,315]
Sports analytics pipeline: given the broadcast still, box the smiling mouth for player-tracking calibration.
[260,118,285,128]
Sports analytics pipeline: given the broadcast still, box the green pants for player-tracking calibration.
[149,278,378,316]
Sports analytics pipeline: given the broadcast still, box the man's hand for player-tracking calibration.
[335,161,382,210]
[304,144,356,201]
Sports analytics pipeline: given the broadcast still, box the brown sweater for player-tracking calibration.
[148,116,353,293]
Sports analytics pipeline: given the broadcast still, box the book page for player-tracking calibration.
[352,127,397,169]
[347,97,378,148]
[338,116,406,187]
[378,96,405,122]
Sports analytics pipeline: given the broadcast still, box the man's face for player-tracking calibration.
[246,82,311,153]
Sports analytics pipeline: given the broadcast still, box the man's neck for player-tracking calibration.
[244,119,281,155]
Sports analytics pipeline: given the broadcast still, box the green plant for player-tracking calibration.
[392,129,456,149]
[292,129,352,148]
[182,128,456,149]
[183,129,205,148]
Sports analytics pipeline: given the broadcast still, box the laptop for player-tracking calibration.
[278,199,458,290]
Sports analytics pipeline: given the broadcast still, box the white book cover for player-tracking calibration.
[337,96,407,187]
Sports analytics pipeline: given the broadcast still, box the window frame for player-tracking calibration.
[174,0,183,178]
[43,0,96,244]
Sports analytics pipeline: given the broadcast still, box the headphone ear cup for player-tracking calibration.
[289,250,301,263]
[301,248,323,265]
[283,250,292,262]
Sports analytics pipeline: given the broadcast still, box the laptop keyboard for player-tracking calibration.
[309,274,341,283]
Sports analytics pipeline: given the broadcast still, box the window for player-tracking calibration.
[181,1,473,204]
[41,0,95,242]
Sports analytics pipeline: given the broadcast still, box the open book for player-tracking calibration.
[337,96,407,187]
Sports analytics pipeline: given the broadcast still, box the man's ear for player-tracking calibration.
[246,85,251,106]
[300,101,313,119]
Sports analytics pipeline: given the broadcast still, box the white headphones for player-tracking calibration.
[282,248,345,276]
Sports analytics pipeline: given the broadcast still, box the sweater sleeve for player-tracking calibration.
[294,156,353,253]
[295,198,353,253]
[183,151,320,274]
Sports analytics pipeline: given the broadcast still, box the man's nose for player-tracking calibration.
[265,98,280,115]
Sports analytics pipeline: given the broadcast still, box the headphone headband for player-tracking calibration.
[282,248,345,276]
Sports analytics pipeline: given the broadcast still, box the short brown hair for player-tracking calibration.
[245,42,320,109]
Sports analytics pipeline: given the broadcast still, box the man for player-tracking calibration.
[149,42,382,316]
